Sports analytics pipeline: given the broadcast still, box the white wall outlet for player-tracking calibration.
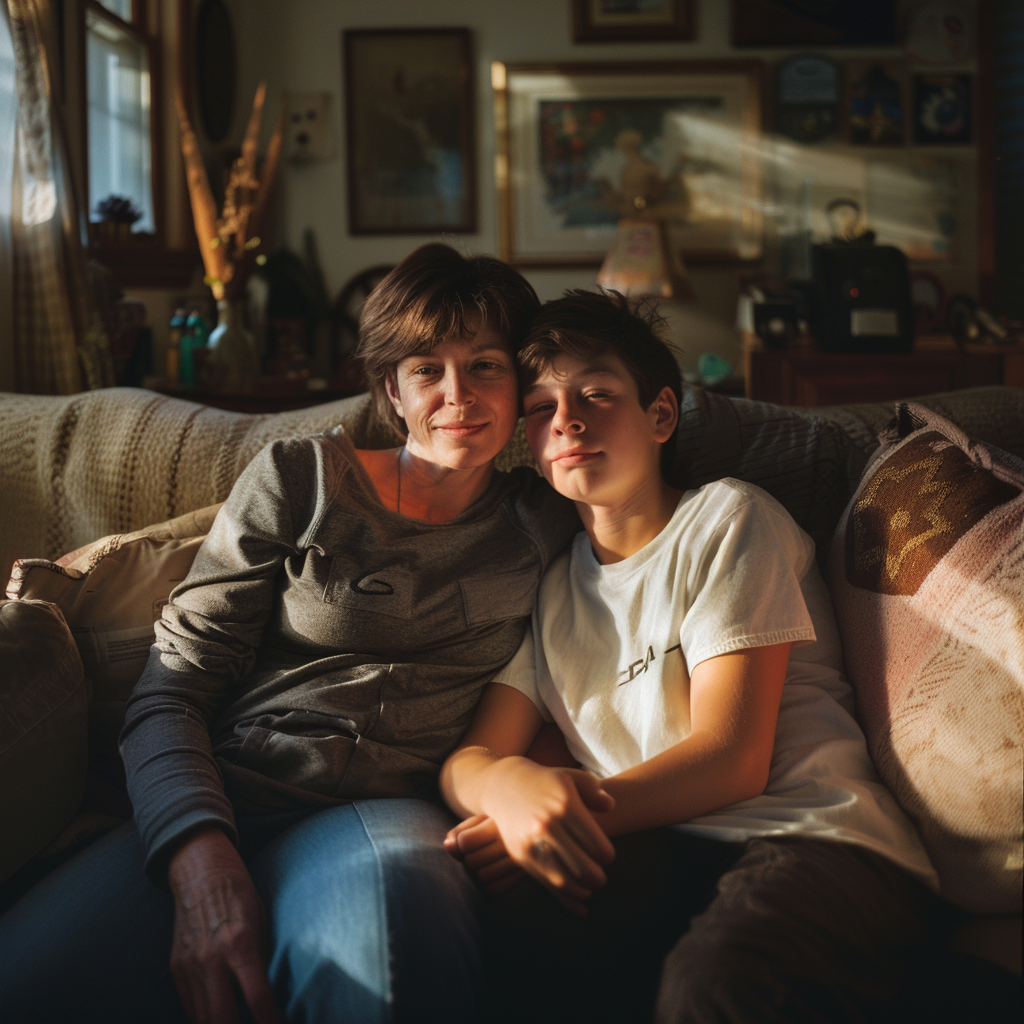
[284,92,334,163]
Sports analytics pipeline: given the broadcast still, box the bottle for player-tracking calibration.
[180,311,209,387]
[168,307,187,384]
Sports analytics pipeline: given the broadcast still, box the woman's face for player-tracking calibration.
[386,323,519,471]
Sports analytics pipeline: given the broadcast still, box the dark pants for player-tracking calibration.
[485,832,935,1024]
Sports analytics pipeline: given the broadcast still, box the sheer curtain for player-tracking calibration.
[0,2,15,391]
[6,0,111,393]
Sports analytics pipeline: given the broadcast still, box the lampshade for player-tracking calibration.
[596,218,694,301]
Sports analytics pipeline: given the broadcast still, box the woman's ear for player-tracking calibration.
[650,386,679,443]
[384,367,404,419]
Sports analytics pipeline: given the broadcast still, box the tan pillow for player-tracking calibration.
[5,504,222,815]
[0,599,88,883]
[826,404,1024,913]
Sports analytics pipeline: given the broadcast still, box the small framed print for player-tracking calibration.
[913,74,972,145]
[845,61,906,146]
[775,54,840,143]
[343,28,476,235]
[572,0,694,43]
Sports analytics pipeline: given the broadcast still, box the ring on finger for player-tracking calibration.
[530,839,550,859]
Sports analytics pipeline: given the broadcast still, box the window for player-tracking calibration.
[85,0,155,237]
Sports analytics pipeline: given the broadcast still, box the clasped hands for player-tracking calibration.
[443,759,616,916]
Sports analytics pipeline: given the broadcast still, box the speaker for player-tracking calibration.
[811,244,913,353]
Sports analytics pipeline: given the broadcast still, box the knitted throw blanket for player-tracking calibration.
[0,388,384,583]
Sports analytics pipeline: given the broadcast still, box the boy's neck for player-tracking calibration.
[578,476,684,565]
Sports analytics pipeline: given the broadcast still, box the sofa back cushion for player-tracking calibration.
[826,404,1024,913]
[6,504,221,815]
[0,599,88,883]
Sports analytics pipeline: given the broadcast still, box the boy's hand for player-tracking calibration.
[445,815,526,895]
[479,759,616,914]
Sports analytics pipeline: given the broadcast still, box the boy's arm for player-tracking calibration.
[440,682,615,909]
[594,642,791,838]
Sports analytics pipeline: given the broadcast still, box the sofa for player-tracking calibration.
[1,383,1021,1018]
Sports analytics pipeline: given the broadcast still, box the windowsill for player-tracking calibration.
[88,237,199,288]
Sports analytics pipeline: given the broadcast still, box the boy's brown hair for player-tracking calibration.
[357,243,540,435]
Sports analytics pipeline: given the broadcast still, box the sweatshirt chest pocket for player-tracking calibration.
[460,569,538,625]
[323,562,415,618]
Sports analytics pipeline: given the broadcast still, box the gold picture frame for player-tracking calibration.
[494,60,764,266]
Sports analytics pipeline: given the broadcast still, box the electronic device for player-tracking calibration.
[811,244,914,353]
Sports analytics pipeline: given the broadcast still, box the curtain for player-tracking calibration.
[6,0,111,393]
[0,3,15,390]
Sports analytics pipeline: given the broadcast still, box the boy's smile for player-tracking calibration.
[523,353,675,512]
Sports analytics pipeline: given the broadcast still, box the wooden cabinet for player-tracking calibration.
[743,335,1023,407]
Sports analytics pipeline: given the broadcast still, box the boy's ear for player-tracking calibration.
[384,367,404,418]
[649,386,679,443]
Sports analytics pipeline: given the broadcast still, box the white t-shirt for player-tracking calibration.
[498,479,937,885]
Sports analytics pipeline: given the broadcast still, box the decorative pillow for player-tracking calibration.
[826,403,1024,913]
[5,504,222,815]
[0,599,88,884]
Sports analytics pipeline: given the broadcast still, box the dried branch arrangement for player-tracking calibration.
[176,82,285,301]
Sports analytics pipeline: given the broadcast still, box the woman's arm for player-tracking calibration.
[595,642,791,837]
[121,438,319,879]
[440,683,615,911]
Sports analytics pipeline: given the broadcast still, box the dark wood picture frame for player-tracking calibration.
[571,0,694,42]
[731,0,896,47]
[344,28,477,236]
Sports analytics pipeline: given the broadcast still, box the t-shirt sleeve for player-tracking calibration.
[680,491,817,672]
[493,620,553,722]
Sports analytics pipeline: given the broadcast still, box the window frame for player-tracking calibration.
[68,0,198,287]
[82,0,162,243]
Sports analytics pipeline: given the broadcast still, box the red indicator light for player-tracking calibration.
[849,287,860,298]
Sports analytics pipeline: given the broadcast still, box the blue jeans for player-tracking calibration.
[0,799,483,1023]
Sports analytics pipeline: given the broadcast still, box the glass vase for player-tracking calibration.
[207,298,260,393]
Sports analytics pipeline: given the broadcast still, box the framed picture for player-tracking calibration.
[495,61,764,266]
[343,28,476,235]
[913,74,972,145]
[572,0,694,42]
[844,61,906,146]
[732,0,896,47]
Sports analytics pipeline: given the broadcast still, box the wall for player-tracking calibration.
[232,0,979,379]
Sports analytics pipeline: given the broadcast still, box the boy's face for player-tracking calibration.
[522,351,676,508]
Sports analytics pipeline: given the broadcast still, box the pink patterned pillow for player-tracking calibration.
[827,404,1023,913]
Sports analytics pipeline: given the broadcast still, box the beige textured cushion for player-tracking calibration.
[6,504,222,815]
[0,599,88,883]
[827,404,1024,913]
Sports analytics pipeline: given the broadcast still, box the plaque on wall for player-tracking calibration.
[776,55,840,143]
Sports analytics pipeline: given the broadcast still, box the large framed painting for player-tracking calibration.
[571,0,694,43]
[344,28,476,235]
[494,61,763,266]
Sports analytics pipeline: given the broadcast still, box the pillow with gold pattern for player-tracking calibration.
[827,404,1023,913]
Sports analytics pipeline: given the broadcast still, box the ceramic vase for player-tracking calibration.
[207,298,260,393]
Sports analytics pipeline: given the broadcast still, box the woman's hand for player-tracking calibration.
[479,758,616,915]
[167,828,283,1024]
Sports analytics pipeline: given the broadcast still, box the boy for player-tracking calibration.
[440,290,937,1023]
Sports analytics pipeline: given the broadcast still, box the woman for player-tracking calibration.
[0,244,578,1024]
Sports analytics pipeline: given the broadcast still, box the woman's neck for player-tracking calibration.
[357,447,495,524]
[578,477,683,565]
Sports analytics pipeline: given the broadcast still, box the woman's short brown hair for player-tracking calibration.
[357,243,540,435]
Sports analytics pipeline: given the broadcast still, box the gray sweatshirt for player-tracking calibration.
[120,428,577,878]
